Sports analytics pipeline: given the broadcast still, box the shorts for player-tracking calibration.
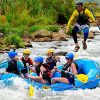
[44,78,51,85]
[74,23,89,32]
[68,77,74,85]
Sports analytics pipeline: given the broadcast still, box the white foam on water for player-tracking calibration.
[0,87,28,100]
[89,27,100,33]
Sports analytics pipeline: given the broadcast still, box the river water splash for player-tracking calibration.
[0,27,100,100]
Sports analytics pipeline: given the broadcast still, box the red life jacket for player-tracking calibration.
[42,63,51,78]
[21,57,31,74]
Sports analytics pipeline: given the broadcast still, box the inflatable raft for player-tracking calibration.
[0,59,100,91]
[31,58,100,91]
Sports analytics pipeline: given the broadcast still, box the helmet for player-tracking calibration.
[47,49,54,54]
[23,49,31,55]
[65,53,74,59]
[34,56,43,63]
[8,51,18,58]
[76,2,83,6]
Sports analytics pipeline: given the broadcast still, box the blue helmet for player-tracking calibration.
[65,53,74,59]
[34,56,43,63]
[8,51,18,58]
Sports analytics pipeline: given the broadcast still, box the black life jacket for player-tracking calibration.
[62,62,78,71]
[61,62,78,78]
[21,57,30,74]
[76,8,89,25]
[46,57,57,70]
[6,59,19,75]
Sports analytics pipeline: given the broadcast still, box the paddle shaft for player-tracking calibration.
[0,60,8,66]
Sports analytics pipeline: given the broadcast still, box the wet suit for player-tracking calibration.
[61,62,78,85]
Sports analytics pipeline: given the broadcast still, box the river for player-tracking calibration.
[0,27,100,100]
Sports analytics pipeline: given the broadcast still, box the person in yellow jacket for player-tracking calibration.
[66,2,95,52]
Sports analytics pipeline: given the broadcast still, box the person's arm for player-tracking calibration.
[71,63,78,75]
[53,56,61,62]
[17,60,24,78]
[66,10,78,30]
[29,66,36,73]
[85,9,95,23]
[20,57,22,61]
[40,66,44,75]
[17,60,24,71]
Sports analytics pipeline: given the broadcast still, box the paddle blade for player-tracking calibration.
[74,53,78,60]
[28,85,34,96]
[76,74,88,83]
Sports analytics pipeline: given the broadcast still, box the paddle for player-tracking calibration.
[0,60,8,66]
[74,53,79,60]
[26,63,34,96]
[55,68,88,83]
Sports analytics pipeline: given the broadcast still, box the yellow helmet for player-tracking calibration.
[23,49,31,55]
[47,49,54,54]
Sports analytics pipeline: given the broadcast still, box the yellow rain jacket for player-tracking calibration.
[67,8,95,28]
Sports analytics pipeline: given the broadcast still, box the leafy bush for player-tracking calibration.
[0,23,27,37]
[0,23,12,34]
[29,25,60,32]
[4,34,24,47]
[33,16,56,25]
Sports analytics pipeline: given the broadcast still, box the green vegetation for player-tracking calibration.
[0,0,75,29]
[0,0,75,48]
[4,34,24,47]
[29,25,60,32]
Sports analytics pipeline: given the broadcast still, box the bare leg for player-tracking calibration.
[51,77,69,84]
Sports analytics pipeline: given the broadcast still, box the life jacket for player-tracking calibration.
[62,61,78,72]
[46,57,57,70]
[76,7,89,25]
[21,57,31,74]
[35,64,41,76]
[61,62,78,85]
[6,59,19,75]
[42,63,51,85]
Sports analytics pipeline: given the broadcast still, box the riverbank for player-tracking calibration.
[0,26,100,54]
